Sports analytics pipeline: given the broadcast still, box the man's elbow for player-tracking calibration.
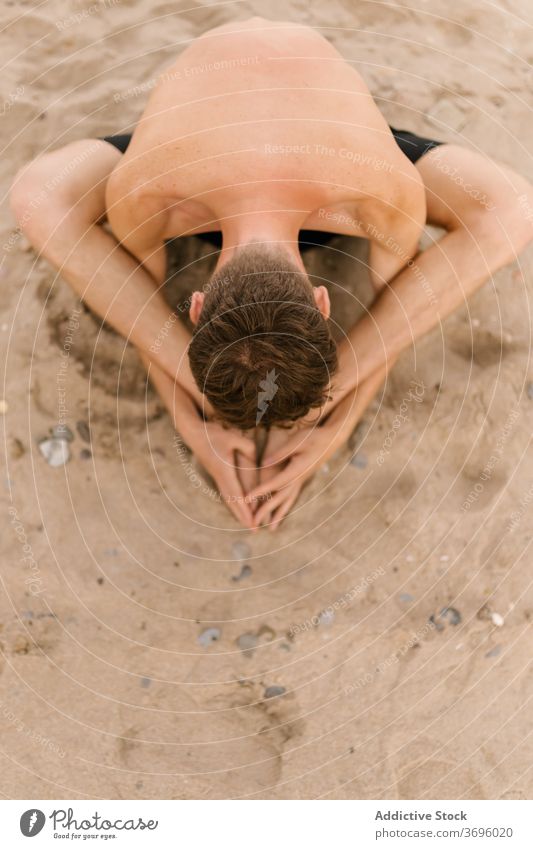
[469,187,533,259]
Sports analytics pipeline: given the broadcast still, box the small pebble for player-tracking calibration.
[0,399,7,415]
[38,437,70,467]
[236,633,258,656]
[429,614,445,632]
[526,382,533,401]
[350,453,368,469]
[264,685,286,699]
[140,677,151,688]
[491,612,504,627]
[320,463,330,474]
[399,593,415,603]
[197,627,221,647]
[231,564,252,582]
[406,554,415,563]
[10,438,25,459]
[429,607,462,630]
[318,609,335,626]
[80,448,92,460]
[440,606,462,626]
[76,420,91,443]
[232,541,251,560]
[476,604,492,621]
[439,555,450,562]
[52,424,74,442]
[103,548,118,556]
[20,610,55,621]
[471,318,480,328]
[485,645,502,658]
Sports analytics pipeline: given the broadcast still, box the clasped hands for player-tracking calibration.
[189,414,341,531]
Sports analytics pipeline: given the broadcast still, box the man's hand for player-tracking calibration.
[245,361,394,530]
[247,424,336,530]
[188,420,257,528]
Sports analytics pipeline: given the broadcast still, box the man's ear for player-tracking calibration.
[313,285,330,319]
[189,291,205,325]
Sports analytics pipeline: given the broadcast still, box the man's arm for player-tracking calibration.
[12,138,209,411]
[365,163,426,291]
[104,166,170,282]
[104,164,211,410]
[328,145,533,411]
[243,145,533,525]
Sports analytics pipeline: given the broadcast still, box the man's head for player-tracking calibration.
[188,245,337,430]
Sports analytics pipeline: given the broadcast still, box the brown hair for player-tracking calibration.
[188,246,337,430]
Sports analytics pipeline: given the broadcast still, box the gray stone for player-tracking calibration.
[318,609,335,626]
[197,627,221,647]
[38,437,70,467]
[76,420,91,443]
[441,607,462,626]
[430,607,462,631]
[485,645,502,658]
[236,633,258,656]
[399,593,415,603]
[264,685,286,699]
[232,564,252,582]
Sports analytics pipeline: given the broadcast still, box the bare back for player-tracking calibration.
[106,18,423,253]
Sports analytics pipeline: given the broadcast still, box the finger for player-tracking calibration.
[247,464,300,502]
[253,490,286,528]
[271,487,301,531]
[227,469,255,528]
[235,449,258,496]
[262,437,300,467]
[218,471,254,528]
[226,495,254,529]
[232,436,257,463]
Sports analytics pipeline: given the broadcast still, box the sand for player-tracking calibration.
[1,0,533,800]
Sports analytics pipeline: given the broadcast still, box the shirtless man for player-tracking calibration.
[11,18,533,530]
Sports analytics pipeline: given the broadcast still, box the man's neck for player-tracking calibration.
[216,215,306,272]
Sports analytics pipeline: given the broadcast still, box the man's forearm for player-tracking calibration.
[324,360,392,453]
[137,348,204,449]
[42,215,205,407]
[330,210,531,409]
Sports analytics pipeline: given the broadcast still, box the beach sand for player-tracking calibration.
[1,0,533,799]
